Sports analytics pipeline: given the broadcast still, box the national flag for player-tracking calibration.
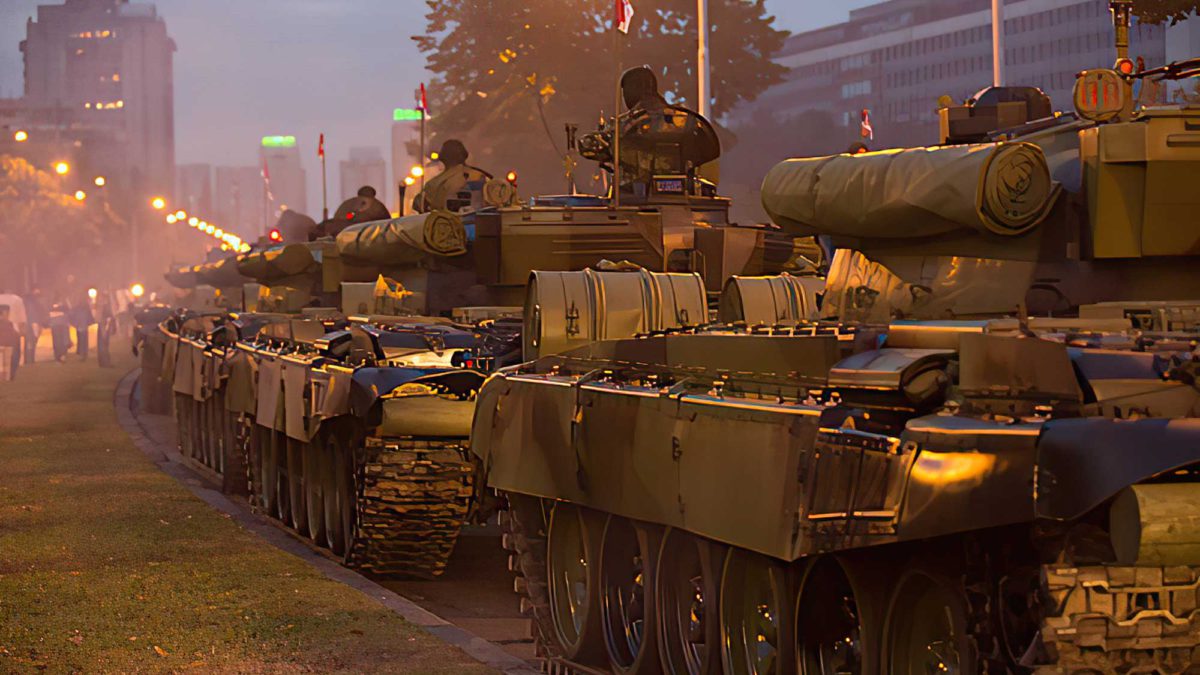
[419,83,429,113]
[318,133,325,158]
[860,108,874,141]
[616,0,635,34]
[261,157,275,203]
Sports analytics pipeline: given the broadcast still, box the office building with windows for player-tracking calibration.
[747,0,1168,148]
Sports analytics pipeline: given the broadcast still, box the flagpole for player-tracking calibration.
[320,134,329,221]
[612,10,622,208]
[697,0,711,118]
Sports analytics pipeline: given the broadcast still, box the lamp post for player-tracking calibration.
[992,0,1005,86]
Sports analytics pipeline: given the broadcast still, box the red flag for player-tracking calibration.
[860,108,874,141]
[616,0,634,34]
[318,133,325,158]
[420,83,429,113]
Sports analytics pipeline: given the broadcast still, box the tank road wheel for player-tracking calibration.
[259,428,282,518]
[794,556,886,675]
[246,423,265,507]
[882,569,975,675]
[286,438,307,533]
[720,549,793,675]
[220,412,248,496]
[328,429,355,557]
[323,429,351,555]
[599,516,662,675]
[546,502,607,665]
[174,393,190,455]
[656,530,725,675]
[303,438,326,544]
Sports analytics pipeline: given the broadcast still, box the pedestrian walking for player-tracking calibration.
[23,287,47,364]
[0,304,21,381]
[70,288,94,360]
[48,296,71,363]
[0,288,27,373]
[96,290,116,368]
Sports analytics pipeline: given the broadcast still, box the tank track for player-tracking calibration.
[500,494,559,666]
[345,438,475,578]
[1038,564,1200,674]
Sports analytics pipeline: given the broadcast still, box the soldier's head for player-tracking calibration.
[621,66,659,110]
[0,305,9,321]
[438,139,469,168]
[357,186,377,199]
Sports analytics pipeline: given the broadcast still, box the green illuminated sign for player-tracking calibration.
[393,108,425,121]
[261,135,296,148]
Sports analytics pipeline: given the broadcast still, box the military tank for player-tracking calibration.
[470,5,1200,672]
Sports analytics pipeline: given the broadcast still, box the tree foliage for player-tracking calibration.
[0,155,122,289]
[1132,0,1200,24]
[415,0,788,194]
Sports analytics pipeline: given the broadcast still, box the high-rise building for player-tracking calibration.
[19,0,176,198]
[339,146,387,204]
[741,0,1168,149]
[391,108,423,213]
[175,163,211,216]
[259,135,307,226]
[213,165,267,238]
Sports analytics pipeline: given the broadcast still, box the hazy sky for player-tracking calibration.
[0,0,877,208]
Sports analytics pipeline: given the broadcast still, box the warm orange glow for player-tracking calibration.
[130,283,145,298]
[94,176,106,187]
[54,161,70,175]
[174,210,186,220]
[13,130,28,142]
[74,190,87,201]
[150,197,166,210]
[166,214,178,224]
[410,165,425,178]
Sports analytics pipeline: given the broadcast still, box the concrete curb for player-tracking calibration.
[113,369,539,675]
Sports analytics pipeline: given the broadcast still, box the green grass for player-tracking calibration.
[0,346,493,673]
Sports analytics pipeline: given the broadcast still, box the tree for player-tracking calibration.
[415,0,788,195]
[1131,0,1200,24]
[0,155,122,290]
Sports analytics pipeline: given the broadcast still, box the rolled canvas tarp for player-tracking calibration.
[195,256,248,288]
[336,211,467,265]
[236,243,321,282]
[761,141,1060,240]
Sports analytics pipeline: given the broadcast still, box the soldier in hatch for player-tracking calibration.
[412,140,491,213]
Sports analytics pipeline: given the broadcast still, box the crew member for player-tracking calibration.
[413,140,491,213]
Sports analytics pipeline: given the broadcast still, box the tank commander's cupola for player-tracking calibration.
[938,86,1053,145]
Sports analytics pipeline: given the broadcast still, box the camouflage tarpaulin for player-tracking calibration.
[335,212,467,265]
[761,141,1061,240]
[236,244,321,282]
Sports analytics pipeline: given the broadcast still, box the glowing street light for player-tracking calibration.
[54,161,70,176]
[188,217,199,227]
[404,176,416,186]
[410,165,425,178]
[174,210,186,220]
[87,288,98,300]
[94,176,106,187]
[166,214,178,224]
[130,283,145,298]
[150,196,166,210]
[14,130,29,142]
[74,190,87,201]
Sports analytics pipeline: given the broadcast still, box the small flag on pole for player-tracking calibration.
[318,133,325,158]
[419,83,429,113]
[860,108,874,141]
[616,0,635,34]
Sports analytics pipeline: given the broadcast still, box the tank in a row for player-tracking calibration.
[469,7,1200,673]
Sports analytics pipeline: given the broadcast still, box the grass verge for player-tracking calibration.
[0,345,493,673]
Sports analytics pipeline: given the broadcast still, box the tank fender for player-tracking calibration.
[1035,418,1200,521]
[348,367,485,430]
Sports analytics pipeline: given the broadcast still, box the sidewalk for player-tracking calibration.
[0,345,494,673]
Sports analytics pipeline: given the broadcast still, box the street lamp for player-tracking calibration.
[410,165,425,178]
[150,196,166,210]
[166,214,178,224]
[74,190,87,201]
[174,210,186,220]
[94,176,106,187]
[130,283,145,298]
[14,130,28,142]
[54,161,70,176]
